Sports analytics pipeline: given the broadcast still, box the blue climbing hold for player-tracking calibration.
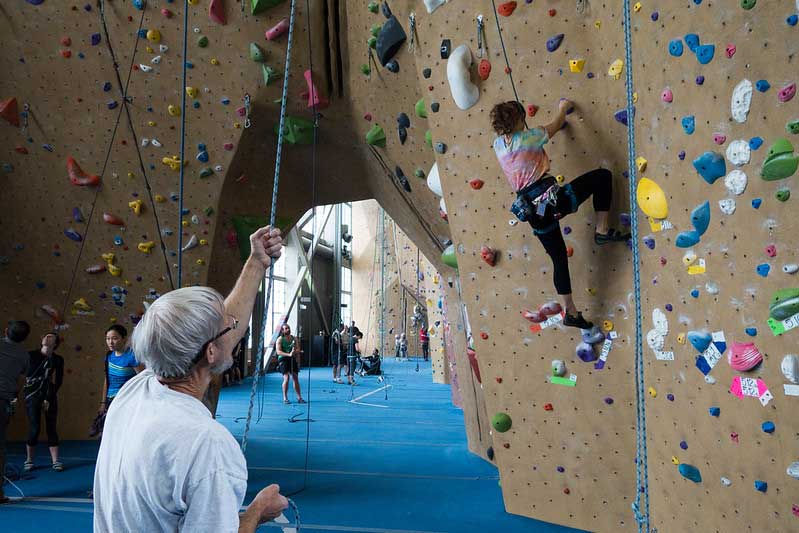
[695,44,715,65]
[91,33,101,46]
[688,330,712,353]
[196,150,209,162]
[72,207,84,222]
[681,115,696,135]
[756,80,771,92]
[643,236,655,250]
[133,0,146,10]
[690,201,711,236]
[693,152,726,184]
[114,236,124,246]
[679,440,688,450]
[138,29,147,39]
[749,137,764,150]
[678,463,702,483]
[761,421,775,433]
[684,33,700,52]
[546,34,565,53]
[614,107,635,126]
[754,480,767,492]
[676,230,701,248]
[35,281,45,289]
[64,228,82,242]
[709,406,720,417]
[756,263,770,277]
[668,39,684,57]
[107,100,118,110]
[745,327,757,337]
[103,81,112,92]
[751,198,762,209]
[787,15,798,27]
[696,75,705,85]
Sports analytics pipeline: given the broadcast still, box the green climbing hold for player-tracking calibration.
[787,120,799,135]
[198,36,209,48]
[414,168,425,178]
[370,24,382,38]
[769,288,799,320]
[250,43,267,62]
[368,37,377,49]
[360,64,371,76]
[776,189,791,202]
[262,64,280,85]
[252,0,286,15]
[425,130,433,147]
[415,98,427,118]
[441,243,458,269]
[761,138,799,181]
[199,167,214,178]
[275,116,314,145]
[368,1,379,13]
[491,413,512,433]
[204,206,215,216]
[740,0,756,10]
[366,124,386,147]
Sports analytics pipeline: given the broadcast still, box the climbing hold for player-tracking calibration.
[709,407,720,417]
[643,236,655,250]
[568,58,586,73]
[694,44,715,65]
[693,152,726,184]
[787,120,799,135]
[607,59,624,80]
[168,104,180,117]
[447,45,479,110]
[425,130,432,147]
[750,137,764,151]
[251,0,287,15]
[275,116,314,145]
[469,178,484,190]
[761,138,799,181]
[478,59,491,81]
[765,244,777,258]
[250,43,267,62]
[769,288,799,320]
[757,263,770,277]
[441,243,458,269]
[576,342,597,363]
[741,0,756,9]
[0,97,20,127]
[762,421,775,434]
[128,200,143,215]
[103,213,125,226]
[552,359,567,377]
[208,0,226,24]
[726,140,751,166]
[582,325,605,345]
[263,65,280,85]
[546,34,564,53]
[376,15,407,66]
[751,198,762,209]
[491,412,512,433]
[303,70,328,109]
[728,342,762,371]
[440,39,451,59]
[497,1,517,16]
[614,107,634,126]
[67,156,100,187]
[636,177,669,218]
[64,228,82,242]
[199,167,214,178]
[679,464,702,483]
[668,39,684,57]
[745,327,758,336]
[676,230,700,248]
[784,264,799,275]
[197,35,209,48]
[778,83,797,103]
[688,331,712,353]
[725,44,736,59]
[731,79,753,123]
[679,440,687,449]
[690,201,711,236]
[681,116,696,135]
[684,34,700,52]
[480,245,496,266]
[754,480,767,493]
[137,241,155,253]
[86,264,106,274]
[756,80,770,92]
[398,127,407,144]
[724,170,748,196]
[146,29,161,43]
[788,14,799,26]
[415,98,427,118]
[430,102,440,113]
[435,142,447,154]
[265,19,289,40]
[661,88,673,103]
[385,60,399,73]
[782,354,799,383]
[426,162,442,196]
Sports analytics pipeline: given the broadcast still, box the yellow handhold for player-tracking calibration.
[101,252,115,264]
[129,200,143,215]
[602,320,614,332]
[124,280,132,286]
[196,259,205,265]
[148,120,157,127]
[137,241,155,253]
[671,456,680,465]
[110,317,117,323]
[586,287,597,295]
[72,298,92,312]
[555,175,565,185]
[677,333,686,345]
[648,387,657,398]
[186,86,198,98]
[108,263,122,276]
[145,46,154,54]
[594,20,601,29]
[199,239,208,246]
[633,92,639,103]
[182,220,189,227]
[210,58,219,65]
[154,194,165,203]
[127,172,135,179]
[608,59,624,80]
[433,275,440,283]
[633,2,642,13]
[234,122,242,129]
[168,104,181,117]
[188,0,199,4]
[636,177,669,219]
[146,29,161,43]
[636,157,648,173]
[569,58,586,73]
[162,155,183,171]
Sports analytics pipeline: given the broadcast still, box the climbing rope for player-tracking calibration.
[241,0,299,455]
[621,1,651,531]
[488,0,526,127]
[176,0,191,287]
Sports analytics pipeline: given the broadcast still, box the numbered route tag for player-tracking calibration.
[767,312,799,336]
[529,312,564,333]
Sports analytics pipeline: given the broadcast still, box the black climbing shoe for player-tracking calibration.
[563,312,593,330]
[595,229,631,245]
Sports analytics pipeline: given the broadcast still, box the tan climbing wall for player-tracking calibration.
[421,262,448,384]
[632,3,799,531]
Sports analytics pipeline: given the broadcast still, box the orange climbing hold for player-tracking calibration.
[480,245,497,266]
[478,59,491,81]
[103,213,125,226]
[0,97,20,127]
[41,304,64,325]
[67,156,100,186]
[469,178,484,190]
[497,1,517,16]
[527,104,539,117]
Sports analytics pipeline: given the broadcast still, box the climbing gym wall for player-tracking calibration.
[632,3,799,531]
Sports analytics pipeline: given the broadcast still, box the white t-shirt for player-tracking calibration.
[93,370,247,533]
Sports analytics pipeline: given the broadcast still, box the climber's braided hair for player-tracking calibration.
[490,101,525,136]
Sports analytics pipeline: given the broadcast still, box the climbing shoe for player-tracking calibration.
[563,312,593,330]
[594,229,631,245]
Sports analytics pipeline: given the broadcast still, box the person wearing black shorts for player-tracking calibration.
[276,324,304,404]
[24,332,65,472]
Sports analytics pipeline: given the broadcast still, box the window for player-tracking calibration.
[341,266,352,293]
[340,292,351,327]
[248,248,287,350]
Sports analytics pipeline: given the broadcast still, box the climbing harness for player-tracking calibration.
[621,0,651,531]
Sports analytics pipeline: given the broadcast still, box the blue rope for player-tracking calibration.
[621,2,650,531]
[176,0,190,288]
[242,0,298,454]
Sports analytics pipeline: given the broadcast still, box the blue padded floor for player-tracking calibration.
[2,357,583,532]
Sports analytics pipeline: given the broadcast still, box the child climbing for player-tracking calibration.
[491,100,630,329]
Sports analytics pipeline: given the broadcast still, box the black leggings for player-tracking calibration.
[26,397,59,447]
[530,168,612,295]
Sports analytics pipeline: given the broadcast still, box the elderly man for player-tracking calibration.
[93,226,288,532]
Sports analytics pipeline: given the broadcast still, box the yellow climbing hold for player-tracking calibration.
[210,58,219,65]
[154,194,166,203]
[168,104,180,117]
[594,20,601,29]
[108,263,122,276]
[602,320,614,332]
[633,2,642,12]
[648,387,657,398]
[128,200,143,215]
[186,86,198,98]
[101,252,115,264]
[145,46,154,54]
[608,59,624,80]
[199,239,208,246]
[671,456,680,465]
[636,177,669,219]
[677,333,686,345]
[636,156,648,173]
[148,120,157,127]
[182,220,189,227]
[162,155,183,171]
[234,122,242,129]
[72,298,92,313]
[127,172,135,179]
[196,259,205,265]
[555,175,565,185]
[188,0,199,4]
[633,92,639,103]
[137,241,155,253]
[586,287,597,295]
[569,58,586,73]
[146,29,161,43]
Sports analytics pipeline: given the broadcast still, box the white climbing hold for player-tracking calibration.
[705,282,720,295]
[446,44,479,111]
[552,360,567,377]
[439,197,447,215]
[139,64,153,72]
[427,162,443,197]
[151,138,162,147]
[783,263,799,274]
[159,44,169,53]
[214,165,223,172]
[646,328,665,351]
[788,461,799,480]
[731,79,752,123]
[724,170,748,196]
[182,234,198,252]
[720,477,732,487]
[782,354,799,384]
[725,140,751,166]
[652,308,669,336]
[141,138,150,147]
[704,375,717,384]
[718,199,736,215]
[151,55,162,64]
[424,0,447,14]
[191,214,201,225]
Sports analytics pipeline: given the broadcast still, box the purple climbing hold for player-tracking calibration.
[75,345,82,351]
[614,107,635,126]
[576,342,597,362]
[557,466,565,473]
[64,228,83,242]
[546,34,565,53]
[563,226,572,235]
[665,303,673,312]
[680,440,688,450]
[643,236,655,250]
[667,394,675,401]
[651,12,659,22]
[586,72,595,79]
[72,207,84,222]
[604,397,614,405]
[696,75,705,85]
[678,150,686,160]
[26,0,45,5]
[91,33,101,46]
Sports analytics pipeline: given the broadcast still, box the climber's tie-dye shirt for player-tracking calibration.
[493,128,550,192]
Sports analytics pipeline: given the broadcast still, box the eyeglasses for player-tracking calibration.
[191,316,239,367]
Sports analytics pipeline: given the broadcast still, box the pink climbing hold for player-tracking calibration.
[539,301,563,316]
[363,113,372,121]
[265,18,289,41]
[86,264,107,274]
[523,309,547,323]
[208,0,226,25]
[661,88,673,103]
[161,8,173,17]
[778,83,797,103]
[303,70,329,109]
[713,134,726,145]
[67,156,100,186]
[103,212,125,226]
[725,44,736,59]
[765,244,777,258]
[223,142,234,151]
[41,304,63,325]
[728,342,763,372]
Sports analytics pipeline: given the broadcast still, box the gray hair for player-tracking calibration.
[131,286,225,378]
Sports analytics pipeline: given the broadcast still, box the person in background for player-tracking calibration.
[394,334,401,358]
[1,320,31,504]
[331,323,346,384]
[399,333,408,359]
[92,325,141,438]
[346,328,358,386]
[419,327,430,362]
[24,331,65,472]
[276,324,305,404]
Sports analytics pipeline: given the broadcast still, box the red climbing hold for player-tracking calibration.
[235,174,247,183]
[497,1,517,17]
[67,156,100,186]
[466,347,482,383]
[60,50,72,58]
[60,36,71,47]
[0,97,20,127]
[480,245,497,266]
[563,488,570,495]
[15,145,28,154]
[226,230,238,248]
[504,66,511,75]
[566,246,574,258]
[103,212,125,226]
[469,178,484,190]
[548,9,557,16]
[527,104,539,117]
[495,376,502,383]
[478,59,491,81]
[209,0,226,25]
[544,403,553,411]
[364,113,372,121]
[480,332,489,340]
[41,304,64,325]
[161,8,173,17]
[303,70,329,109]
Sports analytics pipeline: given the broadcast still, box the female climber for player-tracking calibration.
[91,325,142,438]
[276,324,305,404]
[490,99,630,329]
